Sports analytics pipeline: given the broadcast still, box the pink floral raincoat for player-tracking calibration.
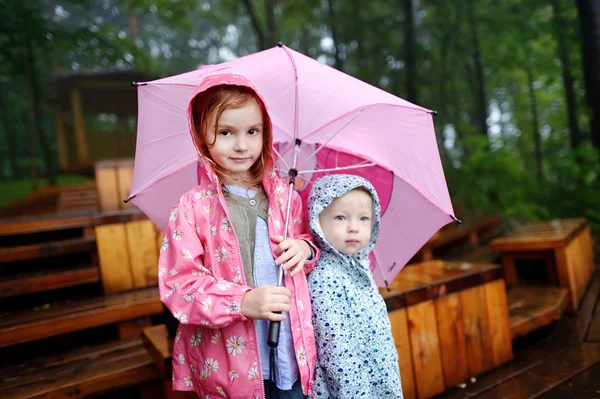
[158,74,319,399]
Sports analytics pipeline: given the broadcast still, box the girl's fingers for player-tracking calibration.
[289,259,306,276]
[266,312,287,322]
[275,249,295,266]
[282,253,303,271]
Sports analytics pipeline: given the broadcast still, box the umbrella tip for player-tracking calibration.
[131,81,137,87]
[432,110,438,116]
[277,42,283,48]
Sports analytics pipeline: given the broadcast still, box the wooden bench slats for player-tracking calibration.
[0,287,162,347]
[508,286,569,339]
[491,218,587,251]
[0,209,147,237]
[0,339,159,399]
[381,261,503,310]
[0,237,97,263]
[0,265,100,298]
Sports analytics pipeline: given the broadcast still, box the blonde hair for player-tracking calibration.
[191,85,273,188]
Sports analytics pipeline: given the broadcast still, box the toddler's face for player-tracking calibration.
[318,189,373,256]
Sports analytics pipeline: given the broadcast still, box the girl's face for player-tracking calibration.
[206,98,264,185]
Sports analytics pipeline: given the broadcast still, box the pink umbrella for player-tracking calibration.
[129,44,457,289]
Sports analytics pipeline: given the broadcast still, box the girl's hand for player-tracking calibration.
[271,236,312,277]
[241,285,291,321]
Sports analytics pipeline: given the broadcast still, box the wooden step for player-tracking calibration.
[0,209,146,236]
[0,265,100,298]
[509,285,569,339]
[473,343,600,399]
[0,237,97,263]
[0,337,160,399]
[0,287,162,348]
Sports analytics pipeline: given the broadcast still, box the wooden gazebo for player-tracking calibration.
[53,70,152,172]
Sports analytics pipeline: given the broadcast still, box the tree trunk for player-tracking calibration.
[0,89,21,180]
[242,0,266,50]
[325,0,344,71]
[25,29,56,185]
[265,0,278,47]
[24,41,38,190]
[466,0,488,137]
[402,0,418,104]
[552,0,581,149]
[525,66,544,180]
[576,0,600,151]
[129,13,138,41]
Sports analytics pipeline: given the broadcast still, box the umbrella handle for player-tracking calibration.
[268,319,281,347]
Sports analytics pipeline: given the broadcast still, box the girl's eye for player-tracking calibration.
[335,216,345,221]
[248,128,259,136]
[360,217,370,222]
[219,130,232,136]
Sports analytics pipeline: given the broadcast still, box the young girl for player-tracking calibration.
[307,174,403,398]
[158,74,319,399]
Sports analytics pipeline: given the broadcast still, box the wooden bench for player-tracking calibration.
[508,285,569,339]
[0,337,160,399]
[381,260,513,399]
[490,218,596,311]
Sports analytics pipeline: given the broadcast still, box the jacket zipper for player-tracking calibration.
[218,192,266,399]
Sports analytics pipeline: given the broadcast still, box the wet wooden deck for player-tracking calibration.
[435,267,600,399]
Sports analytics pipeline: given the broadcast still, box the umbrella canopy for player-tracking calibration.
[129,44,456,287]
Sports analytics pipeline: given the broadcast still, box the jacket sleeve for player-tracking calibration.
[158,202,251,329]
[290,190,320,274]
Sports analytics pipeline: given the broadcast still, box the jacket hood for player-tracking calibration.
[307,174,381,265]
[186,73,277,194]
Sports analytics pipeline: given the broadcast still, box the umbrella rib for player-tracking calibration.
[272,146,290,171]
[298,162,376,175]
[297,108,365,169]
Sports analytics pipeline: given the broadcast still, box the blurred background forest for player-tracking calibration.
[1,0,599,236]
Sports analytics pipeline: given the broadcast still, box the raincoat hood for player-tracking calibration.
[185,73,277,194]
[308,174,381,265]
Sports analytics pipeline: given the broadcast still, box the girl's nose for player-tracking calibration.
[348,222,359,233]
[234,137,248,152]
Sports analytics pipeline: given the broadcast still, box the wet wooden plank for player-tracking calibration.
[0,340,159,398]
[0,237,96,263]
[475,343,600,399]
[509,286,569,339]
[0,287,162,347]
[0,265,100,298]
[0,209,147,236]
[435,292,470,387]
[126,220,159,290]
[407,300,445,398]
[490,219,587,251]
[587,297,600,342]
[484,279,513,366]
[536,361,600,399]
[460,285,494,376]
[95,223,135,294]
[388,309,416,399]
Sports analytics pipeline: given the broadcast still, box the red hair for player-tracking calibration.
[191,85,273,188]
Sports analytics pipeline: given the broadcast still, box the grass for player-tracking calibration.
[0,174,94,206]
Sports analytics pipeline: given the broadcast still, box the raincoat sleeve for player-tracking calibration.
[290,190,320,274]
[158,202,250,329]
